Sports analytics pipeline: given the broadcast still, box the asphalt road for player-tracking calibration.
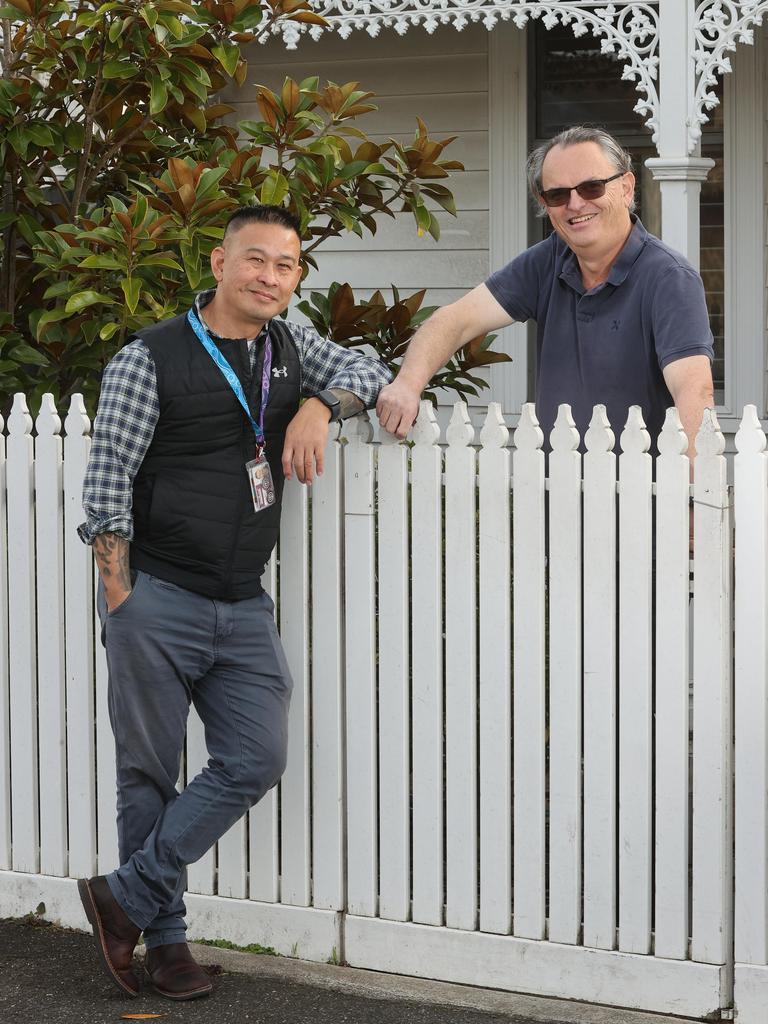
[0,915,531,1024]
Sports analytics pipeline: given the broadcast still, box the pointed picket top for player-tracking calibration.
[550,404,579,454]
[343,410,373,445]
[619,405,650,455]
[8,392,32,436]
[584,404,614,454]
[412,400,440,447]
[657,407,688,457]
[64,394,90,437]
[35,393,61,438]
[513,402,543,452]
[735,404,767,455]
[446,401,474,447]
[479,402,509,449]
[695,407,725,458]
[327,420,341,444]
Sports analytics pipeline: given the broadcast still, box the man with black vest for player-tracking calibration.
[76,205,391,1001]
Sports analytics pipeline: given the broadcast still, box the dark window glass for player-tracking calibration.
[531,23,725,398]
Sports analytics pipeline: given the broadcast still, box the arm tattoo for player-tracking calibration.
[330,388,364,420]
[93,532,131,591]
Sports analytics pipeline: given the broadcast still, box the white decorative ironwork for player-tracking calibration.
[273,2,661,142]
[691,0,768,152]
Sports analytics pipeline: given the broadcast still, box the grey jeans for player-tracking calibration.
[97,570,292,948]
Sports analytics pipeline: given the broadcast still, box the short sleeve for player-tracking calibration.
[651,265,714,370]
[484,236,554,322]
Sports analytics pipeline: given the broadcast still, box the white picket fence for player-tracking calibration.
[2,391,768,1021]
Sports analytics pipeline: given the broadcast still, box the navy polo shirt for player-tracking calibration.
[485,217,714,452]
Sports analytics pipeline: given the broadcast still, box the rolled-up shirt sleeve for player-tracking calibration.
[77,340,159,545]
[291,323,393,407]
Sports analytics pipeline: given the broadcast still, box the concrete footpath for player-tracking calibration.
[0,915,699,1024]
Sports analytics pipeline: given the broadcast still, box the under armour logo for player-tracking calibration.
[272,366,288,377]
[610,319,621,332]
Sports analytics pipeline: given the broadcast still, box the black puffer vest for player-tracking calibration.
[130,312,301,599]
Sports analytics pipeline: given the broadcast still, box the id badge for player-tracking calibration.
[246,451,276,512]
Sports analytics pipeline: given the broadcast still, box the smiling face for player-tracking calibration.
[539,141,635,260]
[209,220,303,336]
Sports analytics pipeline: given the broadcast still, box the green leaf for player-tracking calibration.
[101,61,141,80]
[77,254,123,270]
[42,281,73,299]
[7,125,29,159]
[149,76,168,115]
[140,4,157,28]
[26,124,55,148]
[211,43,239,78]
[160,13,185,37]
[137,254,183,270]
[35,308,71,337]
[121,277,141,313]
[0,213,17,230]
[260,172,289,206]
[13,342,49,367]
[65,290,116,313]
[63,123,86,149]
[99,322,121,341]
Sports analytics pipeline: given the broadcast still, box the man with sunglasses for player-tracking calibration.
[376,125,714,458]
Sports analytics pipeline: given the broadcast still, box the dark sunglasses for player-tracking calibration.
[539,171,627,208]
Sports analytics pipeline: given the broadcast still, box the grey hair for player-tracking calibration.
[526,126,636,216]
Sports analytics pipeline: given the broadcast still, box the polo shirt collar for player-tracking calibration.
[559,215,647,293]
[605,215,647,286]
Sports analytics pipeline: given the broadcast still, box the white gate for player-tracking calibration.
[1,391,766,1021]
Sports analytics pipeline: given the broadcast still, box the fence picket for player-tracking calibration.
[734,406,768,968]
[94,558,118,874]
[8,395,39,872]
[583,406,617,949]
[654,409,691,960]
[0,410,9,870]
[547,405,582,945]
[445,402,478,931]
[692,409,732,964]
[310,427,344,911]
[186,706,215,894]
[344,413,377,916]
[618,407,653,954]
[512,403,546,939]
[34,396,67,877]
[249,551,279,902]
[63,395,97,877]
[410,402,444,926]
[478,404,511,935]
[377,430,410,922]
[278,477,311,906]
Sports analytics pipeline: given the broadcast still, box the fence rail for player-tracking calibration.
[1,392,767,1021]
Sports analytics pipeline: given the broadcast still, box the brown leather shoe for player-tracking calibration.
[145,943,213,1000]
[77,876,142,997]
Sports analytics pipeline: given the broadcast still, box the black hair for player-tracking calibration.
[224,204,302,241]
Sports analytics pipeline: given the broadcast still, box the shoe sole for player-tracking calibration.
[77,878,139,998]
[149,982,213,1001]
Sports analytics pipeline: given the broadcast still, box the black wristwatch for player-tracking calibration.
[314,389,342,422]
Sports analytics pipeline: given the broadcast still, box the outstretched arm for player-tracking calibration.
[376,283,514,439]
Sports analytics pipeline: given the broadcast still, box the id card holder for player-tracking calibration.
[246,450,276,513]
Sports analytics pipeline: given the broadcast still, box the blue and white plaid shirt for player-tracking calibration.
[78,290,392,544]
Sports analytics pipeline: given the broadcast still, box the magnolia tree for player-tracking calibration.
[0,0,509,412]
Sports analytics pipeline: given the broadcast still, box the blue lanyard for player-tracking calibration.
[187,308,271,449]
